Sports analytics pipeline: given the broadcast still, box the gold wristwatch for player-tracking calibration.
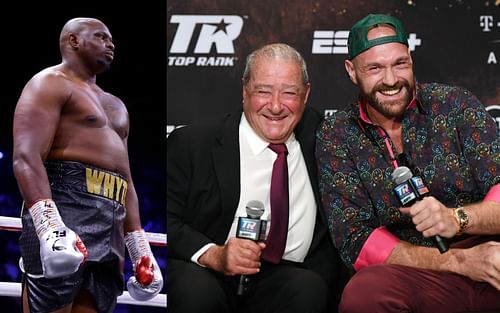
[453,207,469,236]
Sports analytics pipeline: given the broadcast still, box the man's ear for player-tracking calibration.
[242,79,248,102]
[68,33,79,50]
[344,59,357,85]
[303,82,311,105]
[408,48,414,66]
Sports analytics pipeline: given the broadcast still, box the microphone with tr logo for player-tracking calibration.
[391,166,449,253]
[235,200,267,296]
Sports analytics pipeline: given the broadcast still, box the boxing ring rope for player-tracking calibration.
[0,216,167,308]
[0,216,167,246]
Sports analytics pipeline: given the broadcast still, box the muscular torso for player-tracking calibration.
[47,78,130,175]
[14,60,141,230]
[14,65,132,177]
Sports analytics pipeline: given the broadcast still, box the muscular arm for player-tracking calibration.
[110,106,142,233]
[388,198,500,267]
[387,241,454,271]
[463,200,500,235]
[13,71,70,205]
[387,238,500,290]
[399,196,500,239]
[121,145,143,233]
[389,199,500,289]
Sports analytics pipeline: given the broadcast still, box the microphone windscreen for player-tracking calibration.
[391,166,413,185]
[245,200,265,219]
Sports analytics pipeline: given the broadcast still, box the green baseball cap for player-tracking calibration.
[348,14,408,60]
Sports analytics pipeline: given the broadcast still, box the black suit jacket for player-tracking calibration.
[167,107,344,289]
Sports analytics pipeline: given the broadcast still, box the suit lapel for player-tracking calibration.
[212,111,242,239]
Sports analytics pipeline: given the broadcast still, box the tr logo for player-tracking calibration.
[169,15,244,54]
[241,220,257,231]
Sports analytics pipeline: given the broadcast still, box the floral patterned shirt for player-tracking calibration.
[316,82,500,270]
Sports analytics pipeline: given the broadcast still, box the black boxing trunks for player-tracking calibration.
[19,160,127,313]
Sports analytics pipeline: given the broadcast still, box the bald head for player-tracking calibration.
[59,17,107,51]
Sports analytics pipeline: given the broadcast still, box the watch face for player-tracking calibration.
[460,210,468,225]
[454,208,468,236]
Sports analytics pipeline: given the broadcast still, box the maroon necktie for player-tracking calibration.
[262,143,289,264]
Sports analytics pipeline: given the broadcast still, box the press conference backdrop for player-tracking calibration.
[167,0,499,134]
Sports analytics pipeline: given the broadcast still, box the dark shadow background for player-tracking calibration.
[0,1,166,312]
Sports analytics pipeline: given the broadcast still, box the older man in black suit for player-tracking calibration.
[167,43,346,313]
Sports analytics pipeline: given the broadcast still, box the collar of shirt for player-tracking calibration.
[240,113,297,156]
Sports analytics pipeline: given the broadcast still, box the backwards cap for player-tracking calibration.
[348,14,408,60]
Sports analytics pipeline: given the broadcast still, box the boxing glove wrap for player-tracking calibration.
[29,199,88,278]
[125,229,163,301]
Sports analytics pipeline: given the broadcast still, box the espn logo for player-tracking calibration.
[312,30,422,54]
[312,30,349,54]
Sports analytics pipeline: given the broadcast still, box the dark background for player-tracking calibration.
[0,1,166,312]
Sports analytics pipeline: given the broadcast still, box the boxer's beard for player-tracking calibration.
[362,80,413,120]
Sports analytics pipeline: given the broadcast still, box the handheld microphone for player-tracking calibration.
[392,166,449,253]
[235,200,267,296]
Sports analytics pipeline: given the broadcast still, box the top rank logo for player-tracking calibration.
[169,15,244,67]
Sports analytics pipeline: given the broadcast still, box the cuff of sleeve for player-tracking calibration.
[484,185,500,203]
[353,226,399,271]
[191,243,216,267]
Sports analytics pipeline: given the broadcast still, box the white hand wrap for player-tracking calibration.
[29,199,87,278]
[125,229,163,301]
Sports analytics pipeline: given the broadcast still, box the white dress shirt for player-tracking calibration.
[192,113,316,264]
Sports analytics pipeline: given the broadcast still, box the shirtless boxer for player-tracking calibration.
[12,17,163,313]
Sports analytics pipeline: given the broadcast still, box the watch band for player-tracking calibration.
[453,207,469,236]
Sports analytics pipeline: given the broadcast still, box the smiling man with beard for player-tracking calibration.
[316,14,500,312]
